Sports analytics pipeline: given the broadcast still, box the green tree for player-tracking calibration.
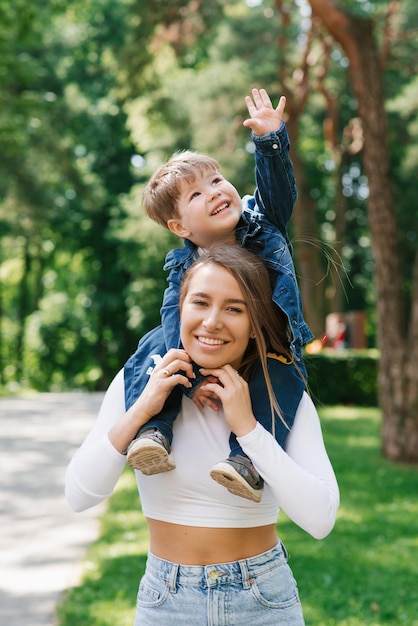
[308,0,418,461]
[0,0,228,390]
[2,0,416,426]
[0,0,137,388]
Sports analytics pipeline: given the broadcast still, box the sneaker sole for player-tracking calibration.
[127,440,176,475]
[210,462,262,502]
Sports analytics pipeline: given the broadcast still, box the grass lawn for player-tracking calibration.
[57,406,418,625]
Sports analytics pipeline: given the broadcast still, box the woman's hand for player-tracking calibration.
[109,349,193,453]
[198,365,257,438]
[135,349,194,422]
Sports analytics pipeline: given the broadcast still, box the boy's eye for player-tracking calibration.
[190,191,201,199]
[212,176,222,184]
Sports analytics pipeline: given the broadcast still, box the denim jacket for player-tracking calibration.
[124,122,311,448]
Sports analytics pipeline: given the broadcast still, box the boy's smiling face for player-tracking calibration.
[167,170,242,248]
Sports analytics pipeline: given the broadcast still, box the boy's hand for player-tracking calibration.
[243,88,286,136]
[191,377,222,412]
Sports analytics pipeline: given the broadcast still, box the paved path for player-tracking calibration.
[0,392,105,626]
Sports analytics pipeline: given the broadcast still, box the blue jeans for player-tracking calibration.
[134,542,305,625]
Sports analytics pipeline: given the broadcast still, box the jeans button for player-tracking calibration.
[209,570,219,580]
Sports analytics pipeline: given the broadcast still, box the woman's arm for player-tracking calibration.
[66,349,194,513]
[65,370,127,512]
[238,392,340,539]
[198,366,338,539]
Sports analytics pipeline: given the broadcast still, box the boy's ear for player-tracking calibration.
[167,218,191,240]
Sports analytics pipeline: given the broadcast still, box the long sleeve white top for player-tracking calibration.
[66,369,339,540]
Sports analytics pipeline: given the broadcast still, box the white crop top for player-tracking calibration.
[66,369,339,539]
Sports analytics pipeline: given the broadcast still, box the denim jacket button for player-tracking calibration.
[255,240,264,249]
[272,143,279,150]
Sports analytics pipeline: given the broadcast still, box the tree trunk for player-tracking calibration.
[308,0,418,462]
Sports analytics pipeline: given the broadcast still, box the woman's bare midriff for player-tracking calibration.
[147,518,278,565]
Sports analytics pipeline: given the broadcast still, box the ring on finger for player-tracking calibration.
[163,368,171,377]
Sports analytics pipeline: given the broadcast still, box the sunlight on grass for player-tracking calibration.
[57,406,418,626]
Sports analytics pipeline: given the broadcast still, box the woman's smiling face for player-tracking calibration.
[180,262,253,370]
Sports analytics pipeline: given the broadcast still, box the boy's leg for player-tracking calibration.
[210,358,305,502]
[127,387,183,474]
[247,357,306,447]
[123,326,186,474]
[126,357,213,474]
[180,361,211,399]
[210,452,264,502]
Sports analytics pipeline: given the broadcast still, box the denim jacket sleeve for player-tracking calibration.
[160,241,198,349]
[252,121,297,236]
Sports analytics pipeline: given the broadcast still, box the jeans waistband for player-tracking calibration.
[146,541,286,590]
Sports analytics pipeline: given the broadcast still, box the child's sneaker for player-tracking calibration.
[126,428,175,474]
[210,455,264,502]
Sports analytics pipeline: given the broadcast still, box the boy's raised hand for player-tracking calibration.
[243,88,286,136]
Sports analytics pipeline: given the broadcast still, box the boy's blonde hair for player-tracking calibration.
[143,151,220,229]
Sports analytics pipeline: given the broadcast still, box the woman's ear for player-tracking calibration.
[167,218,191,240]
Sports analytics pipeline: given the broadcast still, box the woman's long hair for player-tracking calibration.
[180,244,300,432]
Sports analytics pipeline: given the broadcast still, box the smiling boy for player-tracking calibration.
[124,89,312,502]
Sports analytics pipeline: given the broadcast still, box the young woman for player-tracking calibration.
[66,245,339,626]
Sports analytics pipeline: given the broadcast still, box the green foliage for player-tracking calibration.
[57,407,418,625]
[23,251,100,390]
[114,188,180,334]
[1,0,417,393]
[334,0,391,17]
[0,0,143,390]
[281,406,418,625]
[305,350,379,407]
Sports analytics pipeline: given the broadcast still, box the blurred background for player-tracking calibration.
[0,0,416,410]
[2,5,417,622]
